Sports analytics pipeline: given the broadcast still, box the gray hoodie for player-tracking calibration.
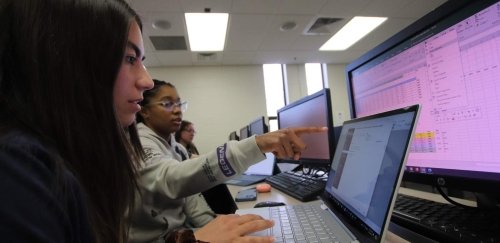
[129,123,265,242]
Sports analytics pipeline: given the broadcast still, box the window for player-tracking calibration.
[305,63,328,94]
[268,116,278,132]
[263,64,285,117]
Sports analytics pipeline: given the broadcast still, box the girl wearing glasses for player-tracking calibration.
[133,80,216,242]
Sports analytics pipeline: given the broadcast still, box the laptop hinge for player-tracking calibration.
[320,202,359,243]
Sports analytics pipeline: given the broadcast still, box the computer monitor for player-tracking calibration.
[248,116,269,136]
[239,126,249,140]
[228,131,239,141]
[277,88,335,168]
[345,0,500,198]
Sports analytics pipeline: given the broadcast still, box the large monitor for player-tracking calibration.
[345,0,500,197]
[239,126,249,140]
[277,88,335,168]
[248,116,269,136]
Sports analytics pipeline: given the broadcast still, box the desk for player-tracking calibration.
[227,184,411,243]
[227,184,303,208]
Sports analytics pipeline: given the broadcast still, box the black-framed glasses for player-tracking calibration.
[147,100,188,112]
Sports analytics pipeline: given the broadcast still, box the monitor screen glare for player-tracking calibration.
[278,89,333,165]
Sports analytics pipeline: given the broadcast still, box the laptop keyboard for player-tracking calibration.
[265,171,327,201]
[269,205,340,243]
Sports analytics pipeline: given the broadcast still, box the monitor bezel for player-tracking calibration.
[228,131,239,141]
[248,116,269,136]
[239,126,249,140]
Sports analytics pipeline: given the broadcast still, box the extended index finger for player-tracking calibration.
[290,126,328,136]
[285,127,328,151]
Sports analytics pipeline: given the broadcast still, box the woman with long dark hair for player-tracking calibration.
[0,0,325,242]
[0,0,151,242]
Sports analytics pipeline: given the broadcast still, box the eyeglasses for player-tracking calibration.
[147,100,188,112]
[183,129,196,134]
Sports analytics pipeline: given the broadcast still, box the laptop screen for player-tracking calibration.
[244,152,275,176]
[324,105,419,239]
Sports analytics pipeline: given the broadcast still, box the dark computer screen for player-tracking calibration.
[277,88,335,167]
[239,126,249,140]
[228,131,239,141]
[248,116,269,136]
[345,0,500,195]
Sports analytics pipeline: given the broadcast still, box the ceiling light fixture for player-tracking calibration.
[319,16,387,51]
[152,20,171,30]
[185,12,229,51]
[280,21,297,31]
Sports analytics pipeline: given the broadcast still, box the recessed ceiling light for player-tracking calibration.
[185,13,229,51]
[280,21,297,31]
[152,20,171,30]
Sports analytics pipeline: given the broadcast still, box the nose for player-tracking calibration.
[138,64,154,91]
[172,104,182,114]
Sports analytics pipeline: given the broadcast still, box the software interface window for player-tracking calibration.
[350,2,500,175]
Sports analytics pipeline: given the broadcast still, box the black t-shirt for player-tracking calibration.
[0,130,94,242]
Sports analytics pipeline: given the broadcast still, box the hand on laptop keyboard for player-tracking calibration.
[193,214,274,243]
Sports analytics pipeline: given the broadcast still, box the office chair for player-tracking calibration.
[202,184,238,214]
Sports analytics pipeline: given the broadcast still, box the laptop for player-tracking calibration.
[226,152,276,186]
[237,104,420,243]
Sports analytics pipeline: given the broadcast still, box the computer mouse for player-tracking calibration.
[254,201,286,208]
[256,183,271,193]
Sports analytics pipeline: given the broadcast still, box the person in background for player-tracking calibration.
[175,120,200,158]
[0,0,326,242]
[132,80,215,242]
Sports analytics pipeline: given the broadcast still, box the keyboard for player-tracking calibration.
[268,205,339,242]
[265,171,326,202]
[392,194,500,243]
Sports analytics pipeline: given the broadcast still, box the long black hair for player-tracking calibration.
[0,0,144,242]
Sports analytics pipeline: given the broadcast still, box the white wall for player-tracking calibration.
[146,63,350,153]
[286,64,351,126]
[326,64,352,126]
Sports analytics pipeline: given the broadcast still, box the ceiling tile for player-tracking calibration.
[180,0,232,12]
[231,0,284,14]
[156,51,193,66]
[131,0,448,66]
[221,51,258,65]
[143,52,162,67]
[225,32,265,51]
[130,0,182,12]
[278,0,328,15]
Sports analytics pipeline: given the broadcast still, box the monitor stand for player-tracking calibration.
[476,192,500,209]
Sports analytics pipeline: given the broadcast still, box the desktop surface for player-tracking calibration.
[233,179,495,243]
[227,184,303,209]
[228,184,417,243]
